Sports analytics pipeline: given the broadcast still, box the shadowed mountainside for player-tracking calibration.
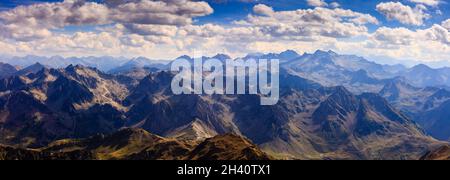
[420,145,450,160]
[0,128,272,160]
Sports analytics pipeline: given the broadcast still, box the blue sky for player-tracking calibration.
[0,0,448,64]
[199,0,449,30]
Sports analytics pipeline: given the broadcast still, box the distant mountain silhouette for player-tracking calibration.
[0,62,18,78]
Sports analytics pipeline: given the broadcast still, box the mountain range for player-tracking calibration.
[0,55,168,72]
[379,79,450,141]
[3,51,450,89]
[0,50,449,160]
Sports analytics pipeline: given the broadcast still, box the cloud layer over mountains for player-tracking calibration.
[0,0,448,63]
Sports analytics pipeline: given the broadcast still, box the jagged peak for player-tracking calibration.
[64,64,79,71]
[360,92,404,113]
[133,56,151,61]
[30,62,45,67]
[187,133,272,160]
[313,49,335,56]
[430,88,450,99]
[25,62,46,70]
[329,86,358,108]
[315,86,359,116]
[212,53,231,60]
[313,49,326,54]
[280,49,299,56]
[176,55,193,61]
[382,76,415,89]
[355,69,368,74]
[14,62,47,75]
[331,86,354,97]
[327,50,338,55]
[281,49,298,54]
[410,64,433,72]
[63,64,100,74]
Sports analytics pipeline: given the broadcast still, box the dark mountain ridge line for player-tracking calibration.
[0,128,273,160]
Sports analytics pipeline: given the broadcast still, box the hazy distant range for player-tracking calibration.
[1,52,450,73]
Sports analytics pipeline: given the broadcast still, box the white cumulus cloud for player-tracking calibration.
[253,4,274,16]
[409,0,441,7]
[307,0,328,7]
[376,2,431,26]
[236,6,378,39]
[0,1,448,63]
[442,19,450,31]
[0,0,213,41]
